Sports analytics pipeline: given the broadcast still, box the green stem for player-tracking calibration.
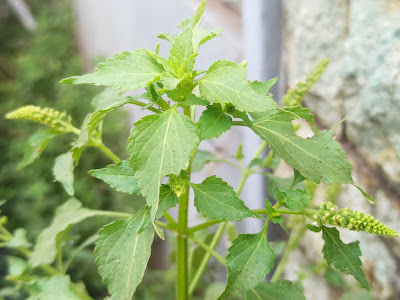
[188,220,221,234]
[189,222,227,297]
[163,211,177,227]
[189,234,226,265]
[95,141,121,163]
[127,98,162,114]
[176,105,194,300]
[231,121,249,127]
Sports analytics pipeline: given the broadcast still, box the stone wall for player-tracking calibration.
[283,0,400,299]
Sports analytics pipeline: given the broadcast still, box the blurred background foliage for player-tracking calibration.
[0,0,146,298]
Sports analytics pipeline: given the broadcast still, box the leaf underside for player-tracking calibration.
[242,280,306,300]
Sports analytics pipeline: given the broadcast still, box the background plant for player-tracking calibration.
[2,1,398,299]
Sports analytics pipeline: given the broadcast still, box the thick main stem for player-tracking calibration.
[177,106,194,300]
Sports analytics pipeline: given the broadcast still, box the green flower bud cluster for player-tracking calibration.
[168,175,186,198]
[313,201,398,237]
[283,58,329,107]
[6,105,72,132]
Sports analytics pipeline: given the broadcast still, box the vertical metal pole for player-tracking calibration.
[241,0,282,233]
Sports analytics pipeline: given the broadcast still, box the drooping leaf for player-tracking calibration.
[53,152,75,196]
[89,160,141,195]
[87,88,131,132]
[353,185,376,205]
[198,104,232,140]
[61,50,164,92]
[128,108,199,221]
[95,208,154,300]
[191,150,219,172]
[250,77,278,95]
[192,27,222,50]
[7,228,32,249]
[218,231,276,298]
[30,198,107,268]
[26,276,81,300]
[156,185,179,219]
[321,226,370,291]
[282,189,311,211]
[199,60,278,112]
[242,280,305,300]
[19,128,58,169]
[191,176,256,221]
[251,110,353,184]
[265,199,287,232]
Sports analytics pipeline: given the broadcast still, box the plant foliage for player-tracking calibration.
[2,1,398,299]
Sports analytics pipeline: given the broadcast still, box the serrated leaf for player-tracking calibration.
[321,226,370,291]
[198,104,232,140]
[199,60,278,112]
[156,185,179,219]
[191,150,219,172]
[19,128,58,169]
[251,110,353,184]
[169,27,195,72]
[27,276,81,300]
[53,152,75,196]
[282,189,311,211]
[95,208,154,300]
[280,106,315,125]
[242,280,305,300]
[219,232,276,298]
[7,228,31,249]
[128,108,199,221]
[250,77,278,95]
[89,160,141,195]
[30,198,106,267]
[191,176,256,221]
[61,50,164,91]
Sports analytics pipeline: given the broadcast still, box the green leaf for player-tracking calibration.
[280,106,314,125]
[324,267,348,288]
[191,176,256,221]
[156,185,179,219]
[199,60,278,112]
[157,32,177,43]
[251,110,353,184]
[165,74,195,101]
[7,256,28,277]
[321,226,370,291]
[7,228,31,249]
[89,160,141,195]
[353,184,376,205]
[95,208,154,300]
[88,89,131,132]
[193,27,222,50]
[242,280,305,300]
[219,231,276,298]
[128,108,199,221]
[282,189,311,211]
[30,198,105,268]
[169,27,195,72]
[53,152,75,196]
[61,50,164,92]
[191,150,219,172]
[250,77,278,95]
[27,276,81,300]
[265,199,287,232]
[198,104,232,140]
[180,94,210,106]
[19,128,57,169]
[306,224,321,233]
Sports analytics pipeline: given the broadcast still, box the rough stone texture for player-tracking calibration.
[283,0,400,299]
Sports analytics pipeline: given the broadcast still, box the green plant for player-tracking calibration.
[2,1,398,299]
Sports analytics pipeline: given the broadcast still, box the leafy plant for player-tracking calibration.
[3,1,398,299]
